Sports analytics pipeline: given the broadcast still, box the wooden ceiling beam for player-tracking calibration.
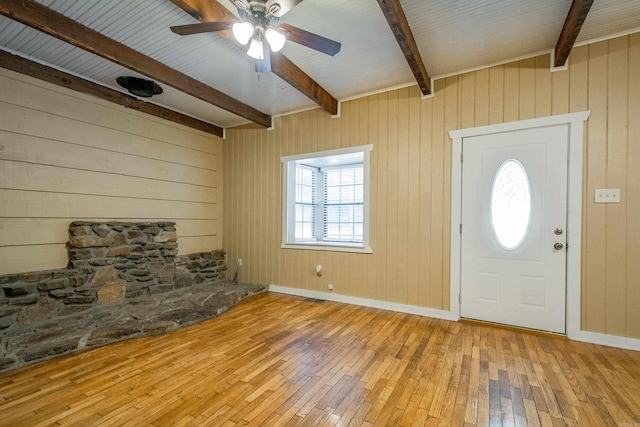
[0,49,223,137]
[554,0,594,68]
[172,0,339,116]
[377,0,431,96]
[0,0,271,128]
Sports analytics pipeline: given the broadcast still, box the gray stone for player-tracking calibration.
[69,249,93,260]
[115,262,136,270]
[145,250,162,258]
[97,282,125,304]
[126,281,153,292]
[0,358,17,370]
[68,236,111,248]
[3,283,35,297]
[38,279,69,291]
[0,316,14,329]
[148,284,174,295]
[17,300,56,324]
[126,230,144,240]
[19,339,79,362]
[153,232,178,243]
[163,226,177,232]
[125,290,145,299]
[18,271,52,282]
[175,269,192,289]
[161,249,179,257]
[112,226,124,232]
[158,222,176,227]
[87,322,141,346]
[64,295,95,305]
[148,263,175,279]
[125,253,144,261]
[91,224,111,238]
[91,267,118,286]
[69,225,92,236]
[144,243,163,251]
[69,276,87,287]
[128,269,150,277]
[89,258,114,266]
[7,294,38,305]
[193,274,204,284]
[57,304,92,317]
[0,307,18,318]
[106,246,131,257]
[163,242,179,250]
[142,226,160,236]
[49,289,75,298]
[143,321,175,335]
[53,270,78,279]
[109,233,127,248]
[69,260,89,269]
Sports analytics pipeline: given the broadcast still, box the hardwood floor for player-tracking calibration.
[1,292,639,426]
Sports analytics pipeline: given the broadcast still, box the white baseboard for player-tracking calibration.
[269,285,640,352]
[268,285,459,322]
[569,330,640,352]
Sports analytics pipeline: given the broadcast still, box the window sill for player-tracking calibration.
[281,242,372,254]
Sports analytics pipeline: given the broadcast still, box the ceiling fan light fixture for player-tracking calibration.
[232,21,254,45]
[247,37,264,60]
[265,27,286,52]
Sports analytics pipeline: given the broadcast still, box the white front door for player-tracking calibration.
[460,125,568,333]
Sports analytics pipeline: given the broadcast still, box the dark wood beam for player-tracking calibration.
[554,0,594,68]
[0,0,271,127]
[377,0,431,96]
[172,0,339,116]
[0,49,224,137]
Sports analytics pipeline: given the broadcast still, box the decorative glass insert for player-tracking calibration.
[490,159,531,249]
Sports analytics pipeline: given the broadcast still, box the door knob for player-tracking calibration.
[554,228,563,235]
[554,242,564,250]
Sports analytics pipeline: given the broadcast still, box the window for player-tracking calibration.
[281,144,373,253]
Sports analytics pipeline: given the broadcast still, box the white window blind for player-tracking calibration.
[294,165,316,241]
[323,165,363,242]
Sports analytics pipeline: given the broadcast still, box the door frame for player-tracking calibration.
[448,111,590,337]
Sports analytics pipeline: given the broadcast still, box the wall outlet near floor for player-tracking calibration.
[328,283,333,291]
[594,188,620,203]
[237,258,243,266]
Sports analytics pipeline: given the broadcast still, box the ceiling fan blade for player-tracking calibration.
[255,40,272,73]
[266,0,303,17]
[279,24,341,56]
[170,21,237,36]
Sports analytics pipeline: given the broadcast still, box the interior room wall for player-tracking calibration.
[0,68,223,275]
[224,33,640,339]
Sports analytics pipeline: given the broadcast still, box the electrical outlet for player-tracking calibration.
[594,188,620,203]
[237,258,243,266]
[328,283,333,291]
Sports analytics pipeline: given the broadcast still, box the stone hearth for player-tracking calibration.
[0,222,266,372]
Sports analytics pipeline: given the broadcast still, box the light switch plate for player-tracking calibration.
[594,188,620,203]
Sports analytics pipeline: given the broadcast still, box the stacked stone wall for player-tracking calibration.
[0,222,264,372]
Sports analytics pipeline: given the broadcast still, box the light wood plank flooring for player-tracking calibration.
[1,292,639,426]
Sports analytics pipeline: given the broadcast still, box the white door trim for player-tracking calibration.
[448,111,590,339]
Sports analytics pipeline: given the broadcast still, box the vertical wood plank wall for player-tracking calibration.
[225,34,640,339]
[0,68,223,275]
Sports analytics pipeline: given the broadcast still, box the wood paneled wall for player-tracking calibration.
[225,33,640,339]
[0,68,223,275]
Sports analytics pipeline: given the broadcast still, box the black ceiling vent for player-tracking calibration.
[116,76,163,97]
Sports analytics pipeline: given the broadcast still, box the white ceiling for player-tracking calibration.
[0,0,639,129]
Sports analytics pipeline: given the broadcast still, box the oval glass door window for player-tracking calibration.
[490,159,531,249]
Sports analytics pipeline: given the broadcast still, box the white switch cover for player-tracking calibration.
[594,188,620,203]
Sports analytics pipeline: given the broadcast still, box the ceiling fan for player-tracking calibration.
[170,0,341,73]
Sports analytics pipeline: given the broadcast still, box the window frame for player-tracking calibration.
[281,144,373,253]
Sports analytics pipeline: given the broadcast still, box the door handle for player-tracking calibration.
[554,242,564,250]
